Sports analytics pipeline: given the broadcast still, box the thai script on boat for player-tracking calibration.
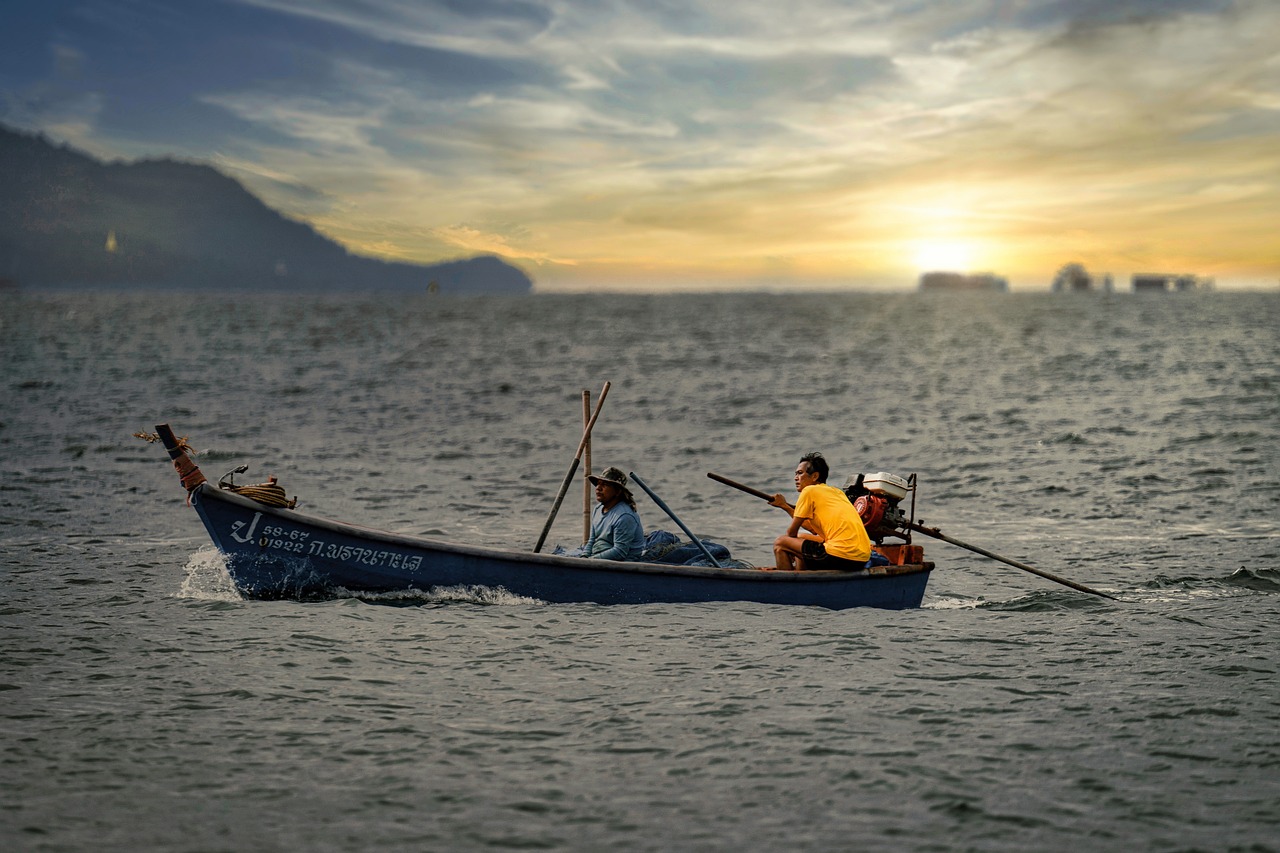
[229,512,422,570]
[304,541,423,570]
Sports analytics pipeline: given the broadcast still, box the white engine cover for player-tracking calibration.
[860,472,909,500]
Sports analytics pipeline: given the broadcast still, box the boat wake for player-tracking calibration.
[330,584,546,607]
[922,595,985,610]
[176,546,241,601]
[1133,570,1280,602]
[982,590,1117,611]
[1222,566,1280,593]
[174,545,547,606]
[926,590,1117,611]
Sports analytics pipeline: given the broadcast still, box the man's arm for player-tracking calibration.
[772,493,816,534]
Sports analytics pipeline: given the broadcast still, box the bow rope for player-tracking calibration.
[134,431,297,509]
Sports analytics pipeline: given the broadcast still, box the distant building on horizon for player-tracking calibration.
[1132,273,1214,293]
[918,271,1008,292]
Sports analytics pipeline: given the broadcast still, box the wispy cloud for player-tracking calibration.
[2,0,1276,287]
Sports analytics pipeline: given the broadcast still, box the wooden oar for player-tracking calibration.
[903,521,1117,600]
[707,471,772,502]
[630,472,723,568]
[533,382,610,552]
[706,471,1116,600]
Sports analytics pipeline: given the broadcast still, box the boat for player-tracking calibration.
[151,424,934,609]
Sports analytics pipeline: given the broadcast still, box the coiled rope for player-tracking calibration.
[221,476,298,509]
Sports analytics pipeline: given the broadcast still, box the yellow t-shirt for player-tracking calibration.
[793,483,872,562]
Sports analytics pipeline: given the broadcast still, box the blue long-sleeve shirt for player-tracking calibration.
[585,501,644,561]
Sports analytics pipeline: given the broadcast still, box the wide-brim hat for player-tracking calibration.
[588,466,629,489]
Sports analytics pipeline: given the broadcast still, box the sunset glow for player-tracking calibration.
[2,1,1278,290]
[910,241,976,275]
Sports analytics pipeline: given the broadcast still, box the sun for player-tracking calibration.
[911,240,975,272]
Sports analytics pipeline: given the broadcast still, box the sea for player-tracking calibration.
[2,289,1277,852]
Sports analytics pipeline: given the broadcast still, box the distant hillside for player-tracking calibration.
[0,125,532,294]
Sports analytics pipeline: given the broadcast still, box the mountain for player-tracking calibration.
[0,125,532,294]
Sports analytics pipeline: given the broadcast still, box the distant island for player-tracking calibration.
[918,271,1008,292]
[1051,262,1113,292]
[0,125,532,294]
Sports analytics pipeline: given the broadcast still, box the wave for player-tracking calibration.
[1222,566,1280,593]
[331,584,546,607]
[173,548,545,606]
[175,546,240,601]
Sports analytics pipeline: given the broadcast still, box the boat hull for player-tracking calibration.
[189,484,932,609]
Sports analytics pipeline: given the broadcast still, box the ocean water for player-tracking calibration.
[2,290,1278,852]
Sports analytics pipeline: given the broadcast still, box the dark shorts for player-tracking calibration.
[800,539,867,571]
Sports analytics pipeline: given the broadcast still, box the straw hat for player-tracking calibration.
[588,466,628,489]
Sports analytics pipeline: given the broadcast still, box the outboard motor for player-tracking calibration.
[844,472,912,542]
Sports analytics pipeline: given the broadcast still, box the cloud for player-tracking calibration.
[2,0,1276,286]
[234,0,554,52]
[432,223,568,264]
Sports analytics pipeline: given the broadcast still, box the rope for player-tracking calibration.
[133,430,195,455]
[174,454,208,491]
[135,430,207,491]
[137,429,297,508]
[220,476,298,509]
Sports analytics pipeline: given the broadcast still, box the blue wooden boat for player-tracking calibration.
[154,425,934,609]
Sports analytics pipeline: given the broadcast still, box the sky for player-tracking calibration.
[2,0,1278,292]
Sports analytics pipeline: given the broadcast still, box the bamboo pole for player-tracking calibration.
[533,381,611,552]
[582,389,592,544]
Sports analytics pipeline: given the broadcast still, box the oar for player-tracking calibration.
[533,382,611,552]
[630,471,723,568]
[706,471,1116,600]
[707,471,772,502]
[904,521,1117,600]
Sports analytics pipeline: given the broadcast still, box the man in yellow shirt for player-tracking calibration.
[768,451,872,571]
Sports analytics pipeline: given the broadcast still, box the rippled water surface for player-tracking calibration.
[2,291,1278,851]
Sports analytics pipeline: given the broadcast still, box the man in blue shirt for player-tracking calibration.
[581,467,645,561]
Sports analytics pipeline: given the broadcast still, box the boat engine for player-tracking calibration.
[844,472,912,542]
